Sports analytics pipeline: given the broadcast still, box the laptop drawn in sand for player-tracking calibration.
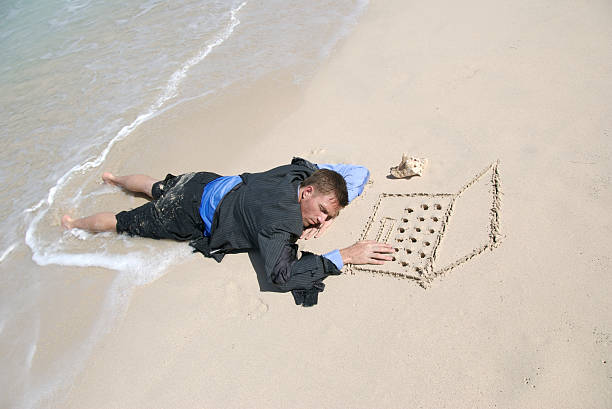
[353,161,502,288]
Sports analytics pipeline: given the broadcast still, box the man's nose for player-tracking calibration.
[317,213,326,224]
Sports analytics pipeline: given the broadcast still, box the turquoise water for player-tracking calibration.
[0,0,367,407]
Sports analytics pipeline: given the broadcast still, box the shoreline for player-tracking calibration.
[28,0,612,407]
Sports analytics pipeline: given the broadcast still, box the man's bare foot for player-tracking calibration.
[102,172,118,186]
[61,215,74,229]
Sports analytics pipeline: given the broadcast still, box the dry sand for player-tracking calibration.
[59,0,612,407]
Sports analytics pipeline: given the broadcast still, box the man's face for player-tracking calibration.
[299,186,341,228]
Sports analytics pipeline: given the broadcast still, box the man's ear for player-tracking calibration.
[302,185,314,198]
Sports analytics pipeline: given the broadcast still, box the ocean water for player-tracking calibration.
[0,0,367,407]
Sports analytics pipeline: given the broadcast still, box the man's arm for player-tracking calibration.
[258,228,341,291]
[259,228,394,290]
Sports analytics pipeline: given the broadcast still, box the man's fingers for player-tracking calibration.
[360,240,394,251]
[301,227,317,240]
[371,253,394,261]
[361,246,394,265]
[314,219,334,238]
[364,242,394,254]
[303,220,336,240]
[342,240,402,265]
[374,245,395,253]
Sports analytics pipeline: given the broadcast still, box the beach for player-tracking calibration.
[2,0,612,407]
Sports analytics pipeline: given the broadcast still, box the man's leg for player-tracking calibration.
[103,172,157,198]
[62,212,117,232]
[60,172,158,233]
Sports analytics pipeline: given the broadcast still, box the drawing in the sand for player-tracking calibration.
[353,161,502,287]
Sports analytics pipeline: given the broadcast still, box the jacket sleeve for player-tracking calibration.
[257,228,341,293]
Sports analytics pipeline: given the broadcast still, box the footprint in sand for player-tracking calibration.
[223,281,269,319]
[246,297,269,320]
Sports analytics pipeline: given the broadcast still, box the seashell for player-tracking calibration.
[390,154,428,178]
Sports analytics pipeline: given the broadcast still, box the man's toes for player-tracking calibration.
[102,172,116,185]
[61,215,73,229]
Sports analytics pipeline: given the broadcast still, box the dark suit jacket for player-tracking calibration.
[189,158,342,305]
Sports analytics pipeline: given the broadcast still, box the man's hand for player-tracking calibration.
[300,219,334,240]
[339,240,395,265]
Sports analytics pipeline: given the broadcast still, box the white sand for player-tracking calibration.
[60,0,612,407]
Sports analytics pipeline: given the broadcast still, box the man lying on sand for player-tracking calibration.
[62,157,393,306]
